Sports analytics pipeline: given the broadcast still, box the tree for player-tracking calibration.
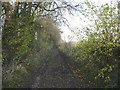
[2,2,35,64]
[66,1,119,87]
[2,1,81,64]
[85,1,119,87]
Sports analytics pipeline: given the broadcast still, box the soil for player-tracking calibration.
[24,47,88,88]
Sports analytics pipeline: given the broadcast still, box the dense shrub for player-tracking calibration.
[70,37,119,87]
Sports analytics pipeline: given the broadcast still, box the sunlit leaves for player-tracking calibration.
[63,1,119,88]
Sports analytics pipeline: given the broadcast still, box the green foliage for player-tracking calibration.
[2,1,119,88]
[61,2,119,88]
[2,14,61,87]
[71,37,119,87]
[2,15,35,64]
[3,49,44,88]
[2,2,60,88]
[35,18,61,43]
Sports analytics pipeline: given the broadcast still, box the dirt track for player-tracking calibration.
[24,48,87,88]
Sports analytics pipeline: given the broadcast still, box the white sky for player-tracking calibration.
[1,0,117,42]
[60,0,117,42]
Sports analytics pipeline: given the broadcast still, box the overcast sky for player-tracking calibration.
[60,0,117,42]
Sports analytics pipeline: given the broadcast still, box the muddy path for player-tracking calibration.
[24,47,87,88]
